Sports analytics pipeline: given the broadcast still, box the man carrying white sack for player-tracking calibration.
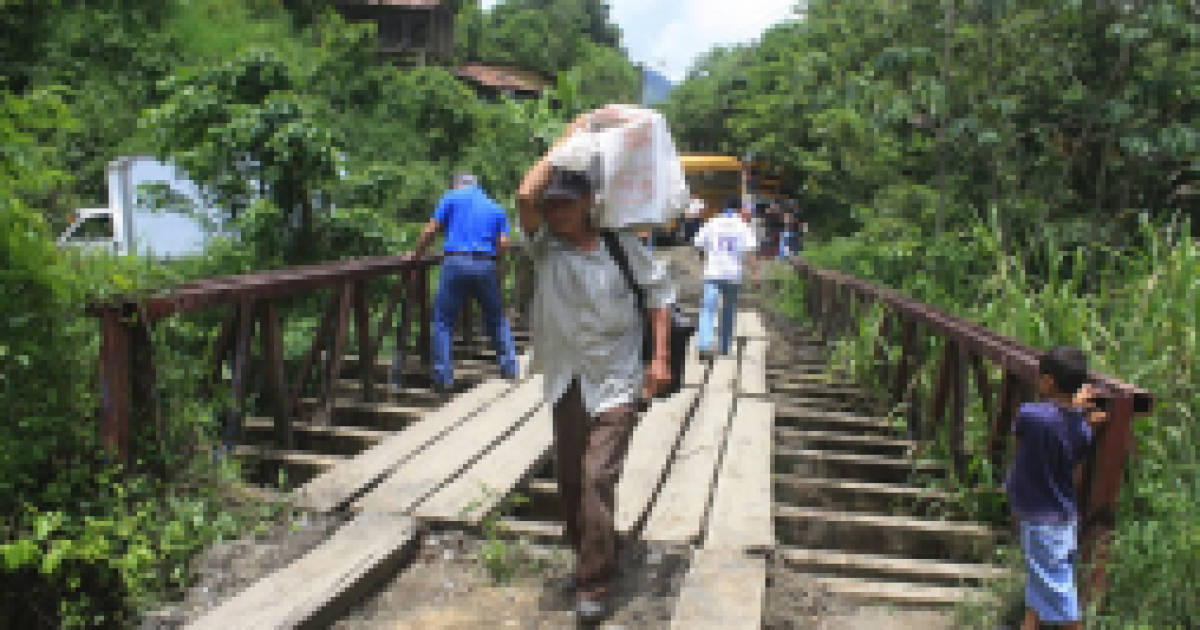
[693,195,759,361]
[517,111,676,623]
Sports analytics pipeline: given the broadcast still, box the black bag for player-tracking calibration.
[600,231,696,398]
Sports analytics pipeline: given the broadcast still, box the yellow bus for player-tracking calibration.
[665,154,783,242]
[681,153,744,219]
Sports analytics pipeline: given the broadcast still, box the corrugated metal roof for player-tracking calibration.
[455,64,552,93]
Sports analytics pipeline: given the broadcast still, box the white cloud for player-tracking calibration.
[479,0,800,82]
[619,0,800,81]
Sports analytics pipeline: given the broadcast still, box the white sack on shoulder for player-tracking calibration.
[547,105,690,230]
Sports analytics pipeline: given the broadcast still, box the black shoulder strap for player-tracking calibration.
[600,231,647,316]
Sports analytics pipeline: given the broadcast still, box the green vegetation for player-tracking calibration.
[460,484,543,585]
[706,1,1198,626]
[1,0,640,625]
[663,1,1197,242]
[455,0,641,110]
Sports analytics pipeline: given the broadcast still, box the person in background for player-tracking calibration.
[516,115,674,623]
[693,196,759,361]
[779,211,798,259]
[751,202,768,259]
[683,196,705,243]
[1004,347,1108,630]
[411,172,519,393]
[764,201,784,259]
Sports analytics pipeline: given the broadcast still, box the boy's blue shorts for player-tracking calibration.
[1020,520,1081,623]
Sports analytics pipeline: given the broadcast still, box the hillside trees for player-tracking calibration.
[143,50,340,263]
[0,1,584,625]
[662,0,1199,244]
[455,0,641,108]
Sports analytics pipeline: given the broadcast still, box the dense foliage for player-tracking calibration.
[0,0,640,625]
[663,0,1198,243]
[687,1,1200,626]
[455,0,641,111]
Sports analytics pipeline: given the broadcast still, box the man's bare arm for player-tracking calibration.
[517,160,551,236]
[516,113,592,236]
[651,307,669,366]
[411,218,441,259]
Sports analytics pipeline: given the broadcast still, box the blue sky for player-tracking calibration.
[479,0,802,82]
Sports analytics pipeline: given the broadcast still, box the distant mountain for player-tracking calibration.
[641,67,674,106]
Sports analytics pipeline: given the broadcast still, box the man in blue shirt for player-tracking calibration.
[412,172,519,391]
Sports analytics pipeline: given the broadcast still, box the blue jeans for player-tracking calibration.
[432,256,517,386]
[698,279,740,355]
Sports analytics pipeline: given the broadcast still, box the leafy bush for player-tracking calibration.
[1,1,600,624]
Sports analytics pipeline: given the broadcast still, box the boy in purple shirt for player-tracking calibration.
[1005,346,1108,630]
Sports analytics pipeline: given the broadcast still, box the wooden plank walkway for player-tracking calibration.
[642,358,737,542]
[616,338,706,533]
[670,549,766,630]
[294,380,512,512]
[187,514,419,630]
[193,304,793,628]
[415,406,552,524]
[734,310,767,339]
[684,334,705,387]
[739,337,769,397]
[615,388,701,534]
[354,378,544,514]
[706,398,774,550]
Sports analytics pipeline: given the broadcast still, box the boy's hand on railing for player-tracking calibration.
[1073,384,1109,427]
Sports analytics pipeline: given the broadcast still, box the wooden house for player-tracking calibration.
[333,0,460,66]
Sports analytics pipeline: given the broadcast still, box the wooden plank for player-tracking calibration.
[670,549,765,630]
[706,399,774,550]
[773,475,952,503]
[684,334,705,387]
[615,388,701,534]
[354,377,544,514]
[186,514,419,630]
[739,338,769,397]
[294,379,511,512]
[320,284,353,422]
[802,575,991,607]
[415,406,552,523]
[259,301,291,449]
[708,355,738,392]
[734,310,767,339]
[353,280,376,402]
[774,506,998,538]
[643,359,737,542]
[778,547,1013,582]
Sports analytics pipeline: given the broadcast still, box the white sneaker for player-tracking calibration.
[575,597,606,623]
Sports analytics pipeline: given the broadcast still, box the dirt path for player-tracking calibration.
[140,509,347,629]
[333,532,691,629]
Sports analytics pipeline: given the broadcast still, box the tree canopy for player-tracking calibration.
[662,0,1199,244]
[455,0,641,111]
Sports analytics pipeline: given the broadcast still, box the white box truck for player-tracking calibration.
[57,156,224,258]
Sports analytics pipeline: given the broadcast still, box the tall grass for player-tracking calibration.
[768,214,1198,627]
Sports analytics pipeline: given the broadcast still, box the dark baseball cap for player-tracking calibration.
[542,167,592,201]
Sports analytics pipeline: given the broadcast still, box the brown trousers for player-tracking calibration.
[552,380,638,598]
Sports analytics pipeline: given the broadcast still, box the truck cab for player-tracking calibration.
[57,156,222,258]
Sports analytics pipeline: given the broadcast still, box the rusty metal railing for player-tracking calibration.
[88,251,533,463]
[792,257,1154,602]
